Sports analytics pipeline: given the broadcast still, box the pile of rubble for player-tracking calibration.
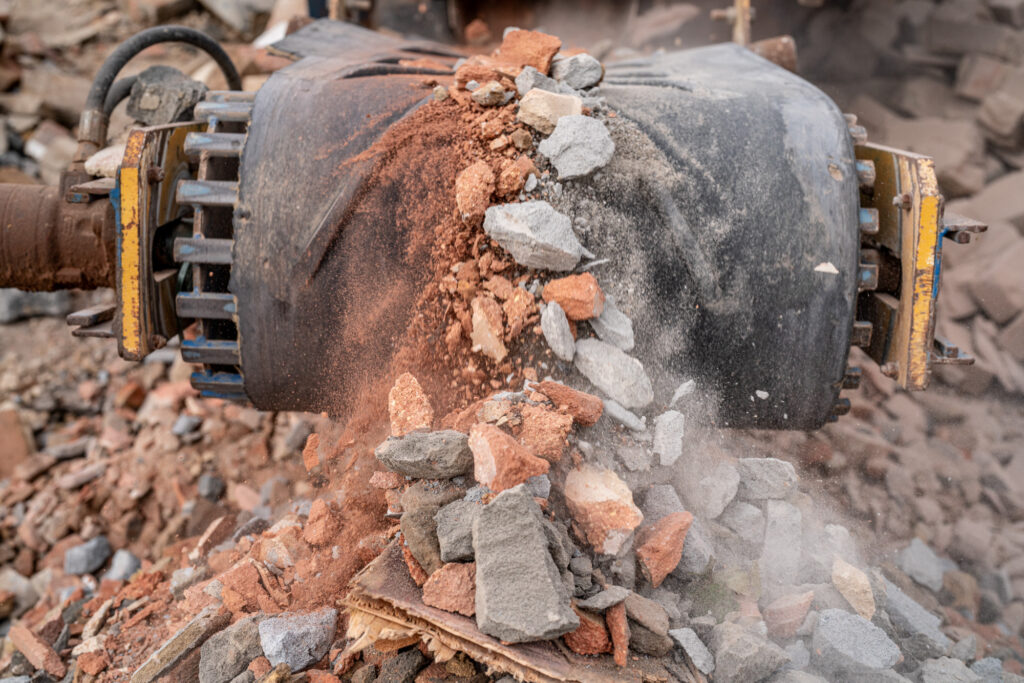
[1,5,1023,683]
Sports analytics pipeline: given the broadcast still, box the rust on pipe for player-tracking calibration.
[0,183,117,291]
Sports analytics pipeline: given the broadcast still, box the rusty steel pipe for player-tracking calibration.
[0,183,116,291]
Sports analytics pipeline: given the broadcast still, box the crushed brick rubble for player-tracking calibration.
[0,2,1024,683]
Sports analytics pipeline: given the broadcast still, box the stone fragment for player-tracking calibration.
[719,501,765,546]
[831,556,875,620]
[472,486,578,642]
[589,297,635,351]
[670,627,714,675]
[563,607,612,655]
[674,519,714,577]
[710,622,789,683]
[455,161,495,227]
[950,634,977,662]
[537,115,615,179]
[470,295,508,362]
[375,431,473,479]
[918,657,983,683]
[102,549,141,582]
[900,538,946,593]
[535,381,603,426]
[758,500,802,585]
[737,458,798,500]
[388,373,434,437]
[198,474,225,501]
[697,462,739,519]
[377,649,428,683]
[422,563,476,617]
[402,507,443,575]
[652,410,686,467]
[64,536,111,575]
[540,302,575,361]
[498,30,561,73]
[199,615,262,683]
[435,500,479,563]
[469,423,549,492]
[258,608,337,673]
[636,511,693,588]
[471,81,505,106]
[603,399,646,431]
[516,89,583,135]
[576,586,630,611]
[625,592,673,656]
[542,273,605,321]
[7,624,66,678]
[811,609,900,676]
[764,591,814,640]
[132,606,231,683]
[483,201,583,271]
[401,479,465,511]
[514,66,573,97]
[551,54,604,89]
[574,338,654,409]
[884,577,953,652]
[564,464,643,555]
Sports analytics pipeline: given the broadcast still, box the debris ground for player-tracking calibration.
[1,2,1024,683]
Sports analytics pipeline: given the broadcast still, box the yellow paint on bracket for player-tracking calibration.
[119,165,142,356]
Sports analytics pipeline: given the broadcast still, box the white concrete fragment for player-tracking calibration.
[574,338,654,409]
[540,302,575,361]
[603,399,646,431]
[589,296,634,350]
[652,410,685,466]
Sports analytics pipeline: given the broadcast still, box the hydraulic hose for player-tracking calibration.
[76,26,241,159]
[103,76,138,117]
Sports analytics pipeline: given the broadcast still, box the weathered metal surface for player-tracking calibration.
[0,183,116,290]
[856,142,946,390]
[184,132,245,157]
[67,303,115,327]
[181,337,240,365]
[176,291,236,319]
[345,542,651,683]
[193,101,254,123]
[116,121,204,360]
[173,237,233,264]
[175,179,237,207]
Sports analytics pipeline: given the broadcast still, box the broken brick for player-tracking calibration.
[303,499,340,546]
[7,624,66,678]
[455,161,495,227]
[468,423,549,492]
[421,562,476,617]
[564,606,612,655]
[606,602,630,667]
[517,404,572,462]
[470,296,508,363]
[635,511,694,588]
[535,381,603,426]
[542,273,606,321]
[388,373,434,437]
[497,29,562,74]
[564,464,643,555]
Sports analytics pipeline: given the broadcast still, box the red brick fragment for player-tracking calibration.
[303,499,340,546]
[455,161,495,227]
[403,544,429,587]
[302,433,321,472]
[635,511,694,588]
[535,381,603,426]
[498,30,562,74]
[422,562,476,617]
[606,602,630,668]
[542,273,605,321]
[369,470,405,490]
[78,650,109,676]
[7,624,66,678]
[764,590,814,640]
[468,423,549,492]
[517,404,572,463]
[564,606,612,655]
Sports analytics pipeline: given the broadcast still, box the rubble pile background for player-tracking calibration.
[0,1,1022,683]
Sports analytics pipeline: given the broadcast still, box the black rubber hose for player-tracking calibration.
[103,76,138,117]
[85,26,241,112]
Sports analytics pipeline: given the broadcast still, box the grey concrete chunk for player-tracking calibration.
[719,501,766,546]
[652,410,685,466]
[919,657,984,683]
[574,338,653,409]
[673,519,713,578]
[199,614,262,683]
[602,399,645,431]
[900,538,946,593]
[64,536,111,576]
[950,634,977,662]
[483,201,582,271]
[102,549,141,582]
[698,462,739,519]
[588,296,634,351]
[435,500,479,563]
[883,577,953,651]
[759,500,802,585]
[515,66,574,97]
[198,473,225,501]
[576,586,630,611]
[472,486,578,642]
[375,430,472,479]
[537,115,615,179]
[811,608,900,676]
[971,657,1005,682]
[540,302,575,361]
[641,484,685,522]
[784,639,810,670]
[377,648,428,682]
[401,507,443,575]
[710,621,788,683]
[551,54,604,89]
[670,627,714,675]
[737,458,798,500]
[258,608,337,673]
